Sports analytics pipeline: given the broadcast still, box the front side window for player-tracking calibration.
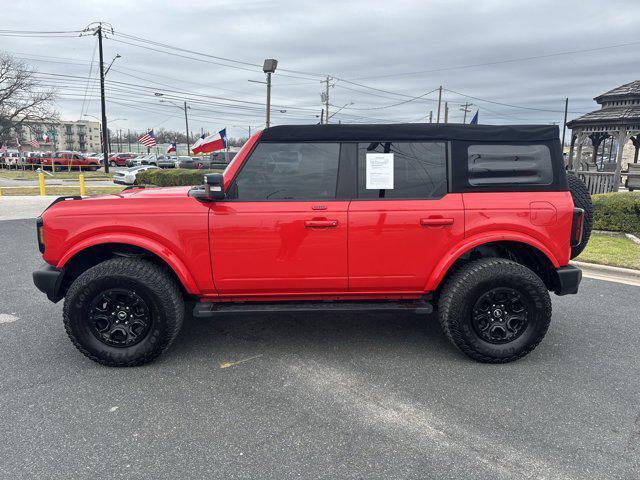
[231,142,340,200]
[357,141,447,199]
[467,144,552,186]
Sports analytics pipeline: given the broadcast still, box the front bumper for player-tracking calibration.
[553,265,582,296]
[33,264,65,303]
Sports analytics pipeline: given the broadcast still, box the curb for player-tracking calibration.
[592,229,640,245]
[571,260,640,286]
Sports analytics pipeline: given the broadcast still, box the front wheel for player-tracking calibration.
[438,258,551,363]
[109,160,116,167]
[63,258,184,367]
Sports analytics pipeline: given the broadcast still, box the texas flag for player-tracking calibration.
[167,142,176,154]
[192,128,227,155]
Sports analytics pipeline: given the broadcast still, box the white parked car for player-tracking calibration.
[112,165,160,185]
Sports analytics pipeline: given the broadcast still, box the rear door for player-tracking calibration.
[348,141,465,292]
[208,141,349,295]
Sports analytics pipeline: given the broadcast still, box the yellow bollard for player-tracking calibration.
[79,173,86,196]
[38,172,46,196]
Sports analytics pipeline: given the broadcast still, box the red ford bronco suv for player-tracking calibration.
[33,124,592,367]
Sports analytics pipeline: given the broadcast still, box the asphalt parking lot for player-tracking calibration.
[1,217,639,479]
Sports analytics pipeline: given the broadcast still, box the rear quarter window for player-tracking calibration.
[467,144,552,186]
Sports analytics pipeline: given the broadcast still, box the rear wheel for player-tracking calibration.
[63,258,184,367]
[567,173,593,258]
[438,258,552,363]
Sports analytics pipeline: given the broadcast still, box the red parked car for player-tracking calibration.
[107,153,137,167]
[33,124,592,367]
[41,151,101,171]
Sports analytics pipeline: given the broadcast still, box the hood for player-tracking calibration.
[85,186,192,201]
[42,186,194,216]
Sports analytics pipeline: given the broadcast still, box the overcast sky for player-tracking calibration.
[3,0,640,139]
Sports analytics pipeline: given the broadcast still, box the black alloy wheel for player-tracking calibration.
[88,288,152,347]
[471,287,529,344]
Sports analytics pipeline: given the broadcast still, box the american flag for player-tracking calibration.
[29,138,40,148]
[138,130,156,148]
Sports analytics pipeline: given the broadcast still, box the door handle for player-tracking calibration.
[305,220,339,228]
[420,217,454,227]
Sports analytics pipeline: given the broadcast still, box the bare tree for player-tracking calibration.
[0,52,58,145]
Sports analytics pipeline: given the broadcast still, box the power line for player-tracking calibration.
[0,29,82,34]
[349,40,640,80]
[112,30,327,78]
[443,88,586,114]
[337,87,439,110]
[80,38,98,118]
[33,71,321,112]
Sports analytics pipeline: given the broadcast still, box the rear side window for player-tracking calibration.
[356,141,447,199]
[467,144,552,186]
[230,142,340,200]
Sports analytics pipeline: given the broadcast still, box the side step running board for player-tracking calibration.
[193,299,433,318]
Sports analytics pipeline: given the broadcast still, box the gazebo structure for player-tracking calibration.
[567,80,640,191]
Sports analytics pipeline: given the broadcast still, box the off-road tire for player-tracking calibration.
[63,257,184,367]
[438,258,552,363]
[567,173,593,258]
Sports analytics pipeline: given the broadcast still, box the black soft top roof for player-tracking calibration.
[260,123,559,143]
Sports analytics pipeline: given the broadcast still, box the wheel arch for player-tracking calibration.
[58,235,200,297]
[426,233,561,293]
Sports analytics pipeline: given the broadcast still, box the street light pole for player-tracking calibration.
[156,94,191,155]
[95,24,110,173]
[262,59,278,128]
[266,72,272,128]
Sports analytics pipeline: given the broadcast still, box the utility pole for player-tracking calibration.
[320,108,324,125]
[183,101,190,154]
[460,102,474,124]
[436,86,443,123]
[444,102,449,124]
[429,111,433,123]
[323,76,331,124]
[562,97,569,151]
[95,24,110,173]
[127,129,131,152]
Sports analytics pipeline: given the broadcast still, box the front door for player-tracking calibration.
[348,141,465,292]
[209,141,349,296]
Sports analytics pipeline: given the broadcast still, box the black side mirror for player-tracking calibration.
[204,173,225,200]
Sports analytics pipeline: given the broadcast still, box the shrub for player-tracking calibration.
[136,168,222,187]
[592,192,640,233]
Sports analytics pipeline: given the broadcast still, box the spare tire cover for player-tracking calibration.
[567,173,593,259]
